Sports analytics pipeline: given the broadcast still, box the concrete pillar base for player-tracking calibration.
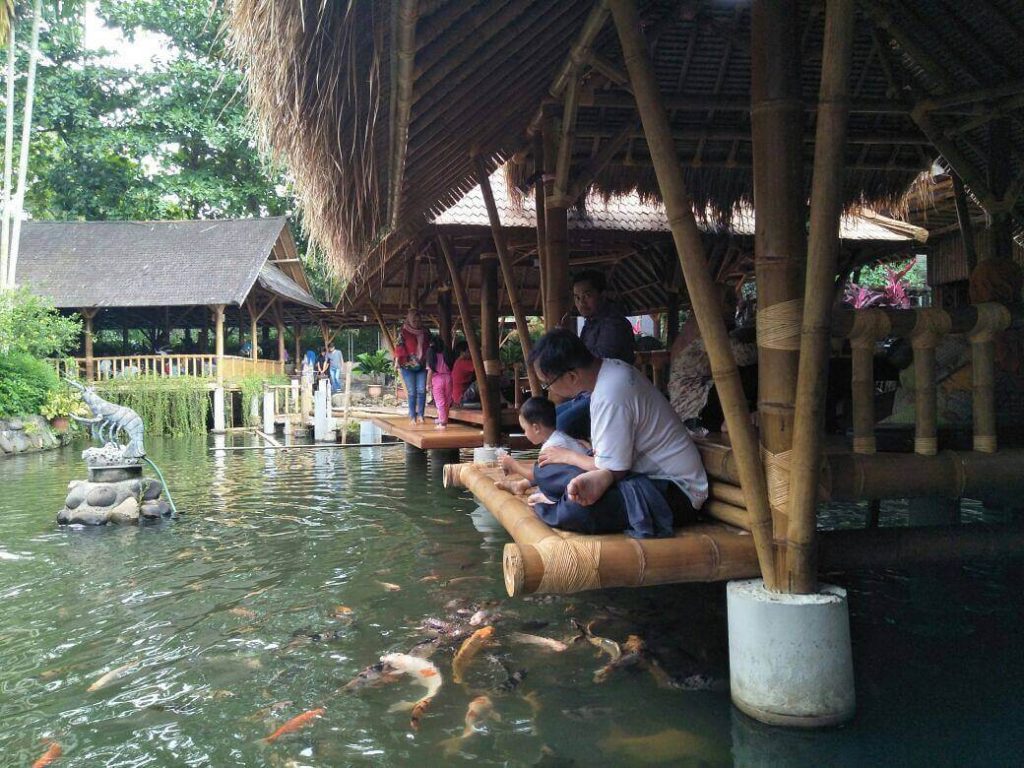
[262,390,275,435]
[727,579,855,728]
[212,387,226,433]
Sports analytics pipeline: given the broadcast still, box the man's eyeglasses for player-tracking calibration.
[540,370,572,391]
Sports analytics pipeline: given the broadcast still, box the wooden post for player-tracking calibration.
[987,117,1014,262]
[969,304,1011,453]
[910,309,951,456]
[848,310,890,455]
[274,305,286,363]
[543,113,571,332]
[474,155,542,396]
[437,286,453,347]
[438,235,496,440]
[750,0,806,566]
[533,132,548,316]
[785,0,856,594]
[213,304,225,385]
[81,308,97,382]
[951,173,979,274]
[666,291,680,346]
[479,252,503,445]
[293,324,302,365]
[610,0,778,588]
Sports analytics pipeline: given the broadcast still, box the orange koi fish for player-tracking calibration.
[441,695,500,755]
[452,626,495,684]
[32,741,62,768]
[261,707,326,743]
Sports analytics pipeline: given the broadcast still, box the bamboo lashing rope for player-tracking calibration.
[761,447,792,511]
[534,537,603,594]
[910,308,951,456]
[756,298,803,350]
[484,359,502,376]
[969,302,1010,454]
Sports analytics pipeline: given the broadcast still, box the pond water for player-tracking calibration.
[0,432,1022,767]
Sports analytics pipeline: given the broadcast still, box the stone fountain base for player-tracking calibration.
[57,444,171,525]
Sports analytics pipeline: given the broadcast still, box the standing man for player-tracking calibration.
[556,270,637,438]
[327,342,344,394]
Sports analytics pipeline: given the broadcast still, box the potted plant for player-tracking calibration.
[355,350,394,399]
[39,385,85,433]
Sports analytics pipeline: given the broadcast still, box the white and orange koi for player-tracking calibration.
[509,631,568,652]
[86,659,139,692]
[380,653,443,730]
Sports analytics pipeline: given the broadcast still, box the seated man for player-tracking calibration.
[498,396,588,495]
[531,329,708,522]
[556,270,637,440]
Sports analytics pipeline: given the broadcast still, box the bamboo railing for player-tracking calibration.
[50,355,284,383]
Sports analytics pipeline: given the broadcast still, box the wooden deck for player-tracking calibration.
[424,405,521,427]
[370,415,487,449]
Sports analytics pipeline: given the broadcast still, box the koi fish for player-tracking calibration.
[342,661,401,692]
[87,660,139,692]
[380,653,443,730]
[440,695,500,755]
[229,607,257,619]
[597,725,727,765]
[452,626,496,684]
[32,741,62,768]
[509,631,568,652]
[376,581,402,592]
[261,707,326,743]
[494,667,527,694]
[594,634,645,683]
[444,576,489,587]
[571,619,621,661]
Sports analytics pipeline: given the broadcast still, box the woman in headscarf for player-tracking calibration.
[395,308,430,424]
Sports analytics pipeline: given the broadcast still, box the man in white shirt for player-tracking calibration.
[530,329,708,514]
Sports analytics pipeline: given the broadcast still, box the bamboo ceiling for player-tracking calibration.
[227,0,1024,284]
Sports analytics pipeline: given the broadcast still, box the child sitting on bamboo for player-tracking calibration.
[497,397,589,496]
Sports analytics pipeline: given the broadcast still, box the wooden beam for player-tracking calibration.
[587,91,913,114]
[785,0,856,594]
[610,0,778,590]
[387,0,419,228]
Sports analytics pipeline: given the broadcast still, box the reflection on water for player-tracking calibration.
[0,433,1021,766]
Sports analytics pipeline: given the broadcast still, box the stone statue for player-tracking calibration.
[57,379,170,525]
[66,378,145,458]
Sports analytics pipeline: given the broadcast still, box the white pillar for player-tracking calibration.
[314,380,330,442]
[262,389,275,436]
[301,367,314,416]
[212,386,226,433]
[727,579,855,727]
[290,377,300,413]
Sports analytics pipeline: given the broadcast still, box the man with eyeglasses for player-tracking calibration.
[531,329,707,519]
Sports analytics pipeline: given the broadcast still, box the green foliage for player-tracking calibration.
[235,374,289,428]
[0,354,60,418]
[39,384,86,421]
[856,256,927,291]
[0,287,81,357]
[96,376,210,436]
[354,350,394,384]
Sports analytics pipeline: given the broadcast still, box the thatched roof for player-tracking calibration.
[15,218,324,311]
[227,0,1023,279]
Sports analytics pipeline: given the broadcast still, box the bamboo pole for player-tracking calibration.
[437,286,453,347]
[951,173,979,274]
[473,155,542,396]
[543,113,571,331]
[609,0,778,589]
[367,298,397,355]
[438,234,496,441]
[387,0,419,229]
[848,310,890,455]
[533,132,548,316]
[0,21,14,289]
[910,309,950,456]
[750,0,806,576]
[969,304,1010,453]
[479,252,503,445]
[784,0,856,594]
[82,309,97,382]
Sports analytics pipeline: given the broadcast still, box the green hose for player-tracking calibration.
[142,456,178,518]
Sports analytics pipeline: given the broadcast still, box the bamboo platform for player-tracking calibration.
[444,461,761,595]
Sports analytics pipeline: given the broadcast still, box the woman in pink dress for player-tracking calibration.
[426,336,455,429]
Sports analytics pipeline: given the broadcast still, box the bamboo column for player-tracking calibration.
[784,0,856,594]
[81,308,97,382]
[212,304,225,385]
[543,112,571,332]
[750,0,806,563]
[438,235,496,443]
[473,155,542,396]
[969,304,1010,453]
[910,308,951,456]
[847,310,890,454]
[951,173,979,274]
[273,305,286,362]
[293,324,302,365]
[610,0,777,588]
[480,252,503,445]
[367,299,397,355]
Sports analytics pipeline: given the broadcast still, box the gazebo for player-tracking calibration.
[15,217,325,383]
